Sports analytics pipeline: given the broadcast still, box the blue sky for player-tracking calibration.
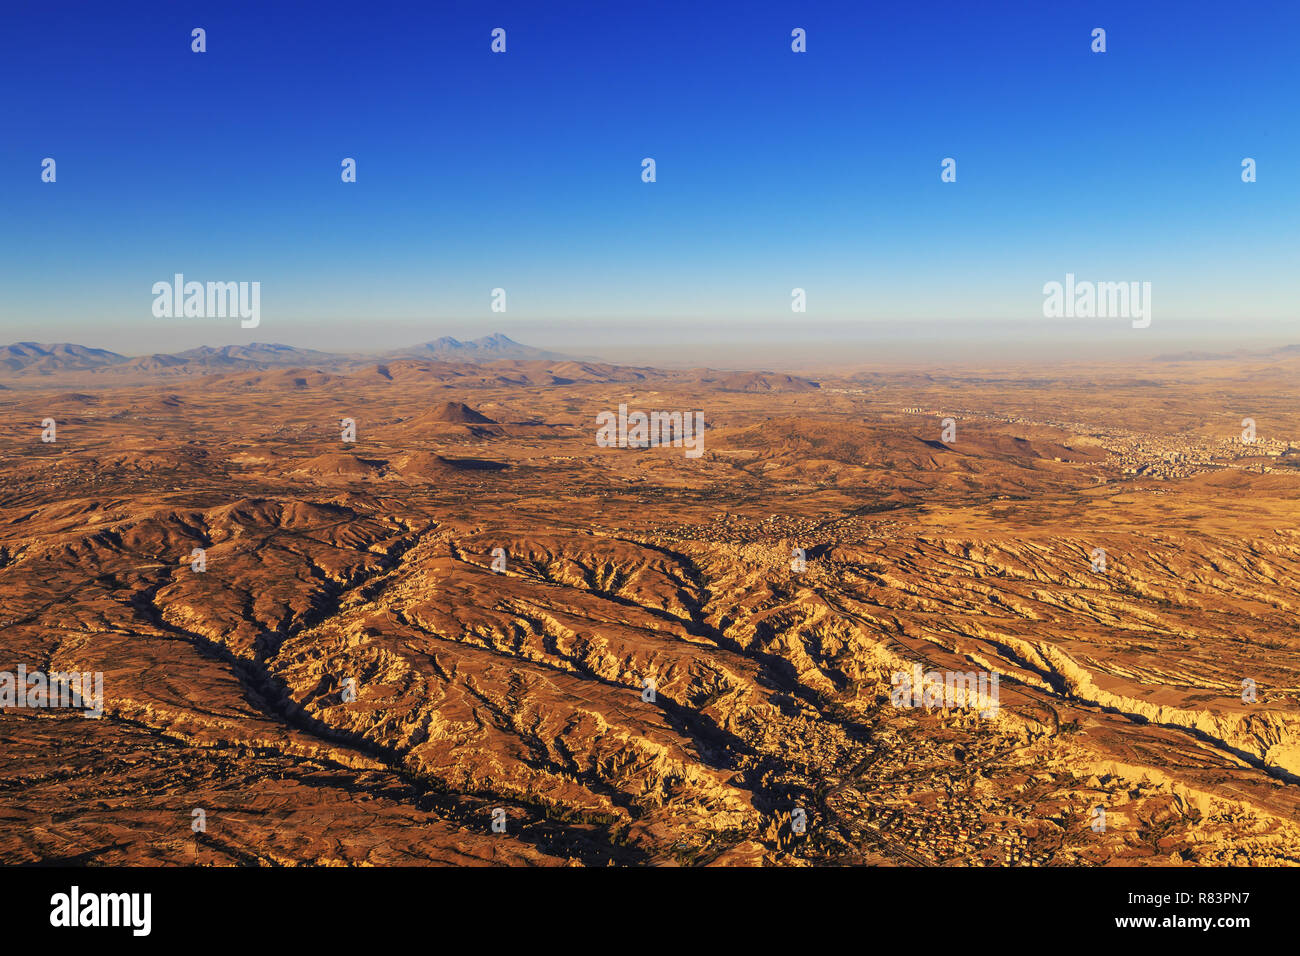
[1,0,1296,355]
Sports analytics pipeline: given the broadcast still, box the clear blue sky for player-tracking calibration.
[1,0,1296,354]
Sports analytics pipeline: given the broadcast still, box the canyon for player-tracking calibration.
[1,343,1297,866]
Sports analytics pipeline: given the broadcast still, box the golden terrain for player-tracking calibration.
[2,351,1299,866]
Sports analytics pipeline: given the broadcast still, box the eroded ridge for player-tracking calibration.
[2,354,1299,865]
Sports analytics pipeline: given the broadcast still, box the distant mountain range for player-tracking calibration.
[0,343,126,373]
[0,334,824,393]
[389,333,575,363]
[0,334,576,376]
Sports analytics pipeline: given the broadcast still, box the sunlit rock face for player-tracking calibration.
[2,349,1300,866]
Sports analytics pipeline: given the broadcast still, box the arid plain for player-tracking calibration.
[2,339,1299,866]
